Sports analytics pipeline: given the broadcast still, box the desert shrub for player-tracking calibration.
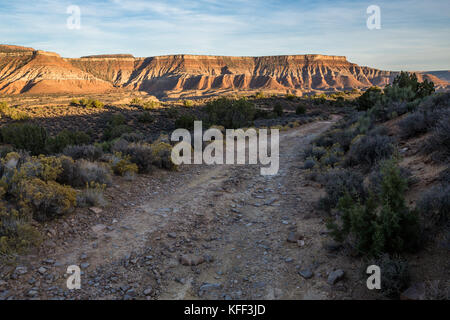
[138,111,154,123]
[167,108,179,119]
[183,100,194,107]
[357,86,383,111]
[74,98,104,109]
[423,115,450,162]
[320,144,344,168]
[108,114,126,126]
[151,141,176,170]
[16,178,77,222]
[130,98,142,106]
[0,202,40,256]
[113,142,154,173]
[104,124,131,141]
[0,123,47,156]
[416,184,450,227]
[205,97,256,129]
[4,108,30,121]
[47,129,91,153]
[318,168,365,212]
[76,182,107,207]
[0,101,9,112]
[302,145,327,161]
[303,158,316,169]
[398,112,428,138]
[296,104,306,115]
[110,152,139,178]
[345,134,394,168]
[63,144,103,161]
[285,93,296,100]
[62,160,112,187]
[371,255,410,298]
[120,132,145,142]
[438,167,450,184]
[142,100,160,110]
[327,159,420,256]
[255,91,265,99]
[273,103,283,117]
[19,155,63,182]
[175,114,198,130]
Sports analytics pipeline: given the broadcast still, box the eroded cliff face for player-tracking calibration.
[0,45,447,96]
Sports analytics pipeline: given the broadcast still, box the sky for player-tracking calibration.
[0,0,449,71]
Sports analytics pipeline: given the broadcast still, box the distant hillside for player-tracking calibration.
[0,44,448,97]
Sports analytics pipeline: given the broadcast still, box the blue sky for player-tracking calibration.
[0,0,449,70]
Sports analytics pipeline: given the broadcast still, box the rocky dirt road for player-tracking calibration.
[2,116,369,300]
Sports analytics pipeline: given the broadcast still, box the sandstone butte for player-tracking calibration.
[0,44,448,97]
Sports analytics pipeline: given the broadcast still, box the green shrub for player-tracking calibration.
[273,103,284,117]
[357,87,383,111]
[0,123,47,156]
[285,93,296,100]
[138,111,154,123]
[327,159,420,256]
[255,91,265,99]
[392,71,435,99]
[175,114,198,130]
[104,125,131,141]
[73,98,105,109]
[183,100,194,107]
[142,100,160,110]
[296,104,307,115]
[47,129,91,153]
[167,108,179,119]
[205,97,256,129]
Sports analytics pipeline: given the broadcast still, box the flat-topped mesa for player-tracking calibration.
[76,54,136,60]
[0,44,448,95]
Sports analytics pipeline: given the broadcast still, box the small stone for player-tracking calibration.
[324,241,342,253]
[89,207,103,214]
[400,283,426,300]
[179,254,205,266]
[27,290,38,297]
[143,288,153,296]
[38,267,47,275]
[91,224,106,233]
[287,232,302,243]
[297,240,305,247]
[167,232,177,239]
[15,266,28,275]
[199,283,221,291]
[299,269,313,279]
[80,263,90,269]
[327,269,345,285]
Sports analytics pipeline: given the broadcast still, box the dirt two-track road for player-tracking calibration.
[3,116,372,300]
